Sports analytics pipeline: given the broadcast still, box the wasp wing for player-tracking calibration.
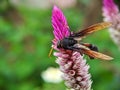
[71,22,112,40]
[73,44,113,60]
[81,48,113,60]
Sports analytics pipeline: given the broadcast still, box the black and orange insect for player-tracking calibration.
[50,22,113,60]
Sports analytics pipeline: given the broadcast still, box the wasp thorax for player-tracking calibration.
[57,38,77,49]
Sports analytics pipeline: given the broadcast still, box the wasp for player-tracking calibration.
[49,22,113,60]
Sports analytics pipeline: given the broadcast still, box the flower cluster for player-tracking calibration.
[103,0,120,48]
[51,6,92,90]
[54,51,92,90]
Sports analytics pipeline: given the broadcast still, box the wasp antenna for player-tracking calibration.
[48,47,54,57]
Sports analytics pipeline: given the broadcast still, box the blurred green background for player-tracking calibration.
[0,0,120,90]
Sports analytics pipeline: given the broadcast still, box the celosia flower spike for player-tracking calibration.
[52,5,70,41]
[103,0,120,49]
[103,0,119,16]
[51,5,92,90]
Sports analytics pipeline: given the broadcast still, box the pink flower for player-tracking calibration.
[103,0,119,16]
[52,6,70,41]
[103,0,120,48]
[51,5,92,90]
